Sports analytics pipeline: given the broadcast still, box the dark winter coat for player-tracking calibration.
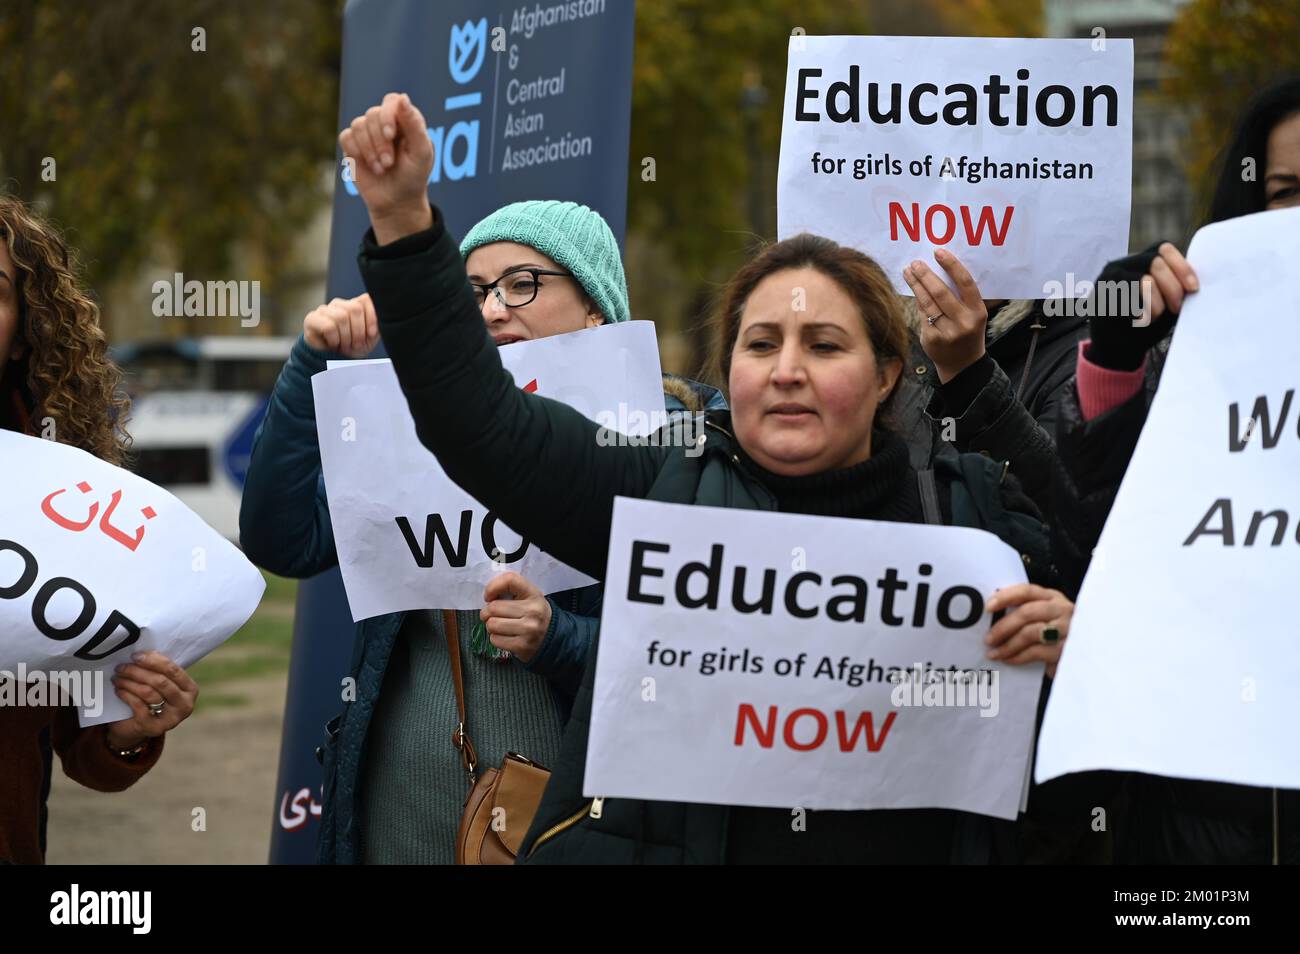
[356,208,1063,864]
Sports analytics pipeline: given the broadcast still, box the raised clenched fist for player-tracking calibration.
[303,293,379,358]
[338,92,435,244]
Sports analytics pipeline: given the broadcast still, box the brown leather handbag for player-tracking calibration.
[442,610,552,865]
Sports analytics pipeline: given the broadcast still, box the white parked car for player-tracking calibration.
[114,337,295,542]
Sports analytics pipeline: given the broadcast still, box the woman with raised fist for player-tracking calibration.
[239,93,723,865]
[335,91,1072,863]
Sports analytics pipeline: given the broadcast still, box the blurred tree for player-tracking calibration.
[1164,0,1300,212]
[628,1,870,281]
[0,0,341,333]
[628,0,1042,273]
[627,1,875,374]
[626,0,1041,374]
[930,0,1042,38]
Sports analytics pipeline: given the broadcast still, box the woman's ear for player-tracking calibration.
[582,292,605,329]
[878,357,903,402]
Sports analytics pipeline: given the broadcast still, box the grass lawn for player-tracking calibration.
[189,571,298,709]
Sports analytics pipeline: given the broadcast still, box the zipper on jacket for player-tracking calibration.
[703,416,734,447]
[526,798,603,858]
[1014,321,1046,404]
[704,417,744,470]
[703,418,777,507]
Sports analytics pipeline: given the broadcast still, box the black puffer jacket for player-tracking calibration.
[357,208,1061,865]
[902,300,1087,516]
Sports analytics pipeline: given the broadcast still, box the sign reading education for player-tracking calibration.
[0,430,265,726]
[777,35,1133,300]
[585,498,1042,820]
[313,321,667,619]
[1036,206,1300,789]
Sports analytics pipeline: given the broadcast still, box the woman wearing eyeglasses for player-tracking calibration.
[239,97,724,865]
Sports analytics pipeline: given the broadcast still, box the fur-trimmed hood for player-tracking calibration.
[661,373,726,414]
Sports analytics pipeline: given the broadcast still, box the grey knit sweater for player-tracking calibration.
[359,608,564,864]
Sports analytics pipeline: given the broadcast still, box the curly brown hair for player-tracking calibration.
[0,194,130,465]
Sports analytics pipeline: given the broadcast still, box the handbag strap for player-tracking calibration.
[441,609,479,783]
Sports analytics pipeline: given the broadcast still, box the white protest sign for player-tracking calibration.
[584,497,1042,820]
[777,35,1133,300]
[1036,206,1300,788]
[313,321,667,619]
[0,430,265,726]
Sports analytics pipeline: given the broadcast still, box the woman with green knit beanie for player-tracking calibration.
[240,184,724,864]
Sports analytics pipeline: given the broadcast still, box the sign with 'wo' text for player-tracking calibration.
[312,321,666,618]
[585,498,1042,820]
[777,35,1133,300]
[271,0,636,864]
[271,0,636,863]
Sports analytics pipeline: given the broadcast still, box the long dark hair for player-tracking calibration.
[1206,76,1300,225]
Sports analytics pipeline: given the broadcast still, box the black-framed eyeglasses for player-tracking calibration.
[470,268,573,309]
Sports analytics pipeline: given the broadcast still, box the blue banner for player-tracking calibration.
[268,0,636,863]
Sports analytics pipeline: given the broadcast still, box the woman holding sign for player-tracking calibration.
[0,195,198,864]
[240,98,724,866]
[1054,77,1300,591]
[340,93,1076,864]
[1050,77,1300,865]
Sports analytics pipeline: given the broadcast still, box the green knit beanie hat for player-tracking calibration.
[460,200,630,325]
